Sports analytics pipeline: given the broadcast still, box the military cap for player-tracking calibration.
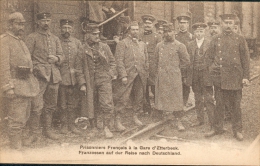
[36,12,51,20]
[129,21,139,27]
[141,14,156,23]
[60,19,73,27]
[155,19,168,29]
[86,23,100,33]
[219,13,236,21]
[119,16,131,24]
[192,22,207,30]
[176,12,191,22]
[8,12,26,23]
[207,20,220,27]
[163,23,174,32]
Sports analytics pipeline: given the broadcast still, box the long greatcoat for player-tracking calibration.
[154,40,190,112]
[186,38,213,86]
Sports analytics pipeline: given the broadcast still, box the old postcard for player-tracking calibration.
[0,0,259,165]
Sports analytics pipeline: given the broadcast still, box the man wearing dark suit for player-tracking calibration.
[205,14,250,141]
[187,23,215,129]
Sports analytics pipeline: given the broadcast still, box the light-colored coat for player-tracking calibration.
[154,40,190,112]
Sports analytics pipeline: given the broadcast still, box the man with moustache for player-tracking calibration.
[207,20,221,38]
[155,19,168,36]
[205,14,250,141]
[58,19,82,135]
[25,12,63,140]
[75,23,117,138]
[154,23,190,131]
[139,14,162,114]
[175,12,194,108]
[113,21,149,129]
[187,23,214,129]
[0,12,39,149]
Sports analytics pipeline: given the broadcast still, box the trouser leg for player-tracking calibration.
[213,86,225,132]
[229,90,242,133]
[192,84,204,123]
[204,86,215,128]
[183,84,190,105]
[8,97,31,149]
[132,75,144,114]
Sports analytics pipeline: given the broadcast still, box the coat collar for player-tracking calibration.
[84,42,108,63]
[6,31,20,40]
[37,29,51,36]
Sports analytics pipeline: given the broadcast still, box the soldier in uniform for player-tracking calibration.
[187,23,215,129]
[207,20,221,38]
[0,12,39,149]
[25,12,63,140]
[58,19,82,135]
[155,19,168,35]
[75,23,117,139]
[113,21,149,130]
[139,14,162,114]
[175,12,194,108]
[154,23,190,131]
[205,14,250,141]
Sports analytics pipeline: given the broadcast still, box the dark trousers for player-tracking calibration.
[183,83,190,105]
[115,75,144,114]
[192,69,215,126]
[144,85,155,113]
[214,86,242,133]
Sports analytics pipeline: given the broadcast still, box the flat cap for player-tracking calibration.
[163,23,174,32]
[8,12,25,23]
[219,13,236,21]
[176,12,191,22]
[207,20,220,27]
[86,23,100,33]
[60,19,73,27]
[192,22,207,30]
[36,12,51,20]
[141,14,156,23]
[155,19,168,29]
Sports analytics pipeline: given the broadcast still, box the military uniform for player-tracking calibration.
[58,19,82,134]
[175,12,194,106]
[114,33,149,126]
[205,14,250,140]
[1,28,39,149]
[75,24,116,138]
[140,14,162,113]
[25,12,63,140]
[187,23,214,127]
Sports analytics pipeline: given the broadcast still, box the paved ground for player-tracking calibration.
[0,58,259,164]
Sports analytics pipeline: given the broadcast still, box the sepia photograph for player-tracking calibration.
[0,0,259,165]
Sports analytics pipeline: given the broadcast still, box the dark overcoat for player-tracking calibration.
[205,32,250,90]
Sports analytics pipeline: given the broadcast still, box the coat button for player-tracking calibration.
[218,44,220,46]
[220,65,222,67]
[220,58,222,60]
[234,58,236,60]
[219,51,221,53]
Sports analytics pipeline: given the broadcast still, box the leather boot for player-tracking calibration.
[133,114,143,126]
[114,114,126,132]
[177,118,185,131]
[60,111,69,134]
[9,134,22,150]
[103,118,113,139]
[43,111,60,140]
[68,111,81,135]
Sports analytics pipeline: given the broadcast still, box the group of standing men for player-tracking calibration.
[0,10,250,150]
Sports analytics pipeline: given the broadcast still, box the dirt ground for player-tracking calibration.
[0,58,259,164]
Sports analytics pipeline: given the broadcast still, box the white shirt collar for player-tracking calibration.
[196,37,204,48]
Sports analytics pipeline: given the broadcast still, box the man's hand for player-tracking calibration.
[112,76,117,80]
[122,77,128,85]
[242,79,250,86]
[5,89,15,99]
[113,36,120,43]
[80,85,87,95]
[48,55,59,64]
[183,77,187,85]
